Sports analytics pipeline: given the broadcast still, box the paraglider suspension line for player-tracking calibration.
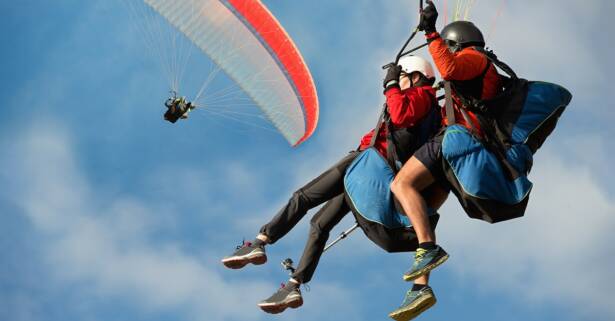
[382,0,425,69]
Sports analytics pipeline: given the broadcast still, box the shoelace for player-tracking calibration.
[235,239,251,250]
[401,287,427,306]
[278,282,309,293]
[401,289,415,305]
[414,248,428,262]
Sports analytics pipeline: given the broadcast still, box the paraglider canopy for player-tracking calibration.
[143,0,319,146]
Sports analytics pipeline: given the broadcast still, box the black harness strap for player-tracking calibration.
[443,81,456,125]
[444,49,523,180]
[369,104,388,147]
[366,104,399,171]
[450,61,491,113]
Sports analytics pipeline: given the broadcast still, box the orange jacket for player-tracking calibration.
[427,32,500,133]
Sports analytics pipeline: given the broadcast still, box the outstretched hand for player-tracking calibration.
[418,0,438,33]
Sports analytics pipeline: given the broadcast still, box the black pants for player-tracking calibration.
[259,151,358,284]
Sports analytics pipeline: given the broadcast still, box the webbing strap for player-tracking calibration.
[459,108,479,135]
[473,47,517,80]
[369,104,388,147]
[367,104,399,171]
[444,81,456,125]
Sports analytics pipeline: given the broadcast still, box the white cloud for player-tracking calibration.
[435,145,615,318]
[3,120,361,321]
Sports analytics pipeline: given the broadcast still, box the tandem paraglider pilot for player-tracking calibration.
[388,1,572,321]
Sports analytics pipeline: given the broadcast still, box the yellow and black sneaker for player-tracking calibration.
[402,245,449,281]
[388,286,436,321]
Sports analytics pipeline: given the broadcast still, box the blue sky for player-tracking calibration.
[1,1,614,321]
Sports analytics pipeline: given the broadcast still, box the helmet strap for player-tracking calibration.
[412,74,435,87]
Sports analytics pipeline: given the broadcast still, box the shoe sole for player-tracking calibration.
[258,295,303,314]
[402,253,449,282]
[221,252,267,269]
[388,294,436,321]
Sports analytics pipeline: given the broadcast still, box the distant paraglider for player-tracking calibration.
[124,0,319,146]
[163,91,195,123]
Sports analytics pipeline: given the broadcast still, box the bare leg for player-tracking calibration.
[256,234,270,243]
[388,162,448,321]
[390,157,437,244]
[423,184,449,212]
[414,274,429,285]
[412,184,448,286]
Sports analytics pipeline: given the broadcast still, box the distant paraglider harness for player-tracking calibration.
[164,91,196,123]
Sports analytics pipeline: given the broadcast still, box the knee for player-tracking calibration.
[309,219,329,242]
[391,175,411,197]
[390,177,400,196]
[392,173,424,198]
[290,189,308,205]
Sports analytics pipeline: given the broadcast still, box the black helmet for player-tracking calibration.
[441,21,485,52]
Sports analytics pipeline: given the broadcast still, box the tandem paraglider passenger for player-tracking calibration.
[221,56,441,314]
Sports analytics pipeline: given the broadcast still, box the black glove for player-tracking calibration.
[383,64,402,91]
[418,0,438,33]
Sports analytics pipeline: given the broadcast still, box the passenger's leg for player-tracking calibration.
[258,194,349,314]
[222,152,357,269]
[291,194,349,284]
[258,152,357,244]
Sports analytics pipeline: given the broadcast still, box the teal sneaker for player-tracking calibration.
[388,286,436,321]
[402,246,449,281]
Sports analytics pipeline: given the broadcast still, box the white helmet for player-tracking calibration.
[398,55,435,79]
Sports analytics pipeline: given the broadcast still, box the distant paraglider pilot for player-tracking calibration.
[164,92,195,123]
